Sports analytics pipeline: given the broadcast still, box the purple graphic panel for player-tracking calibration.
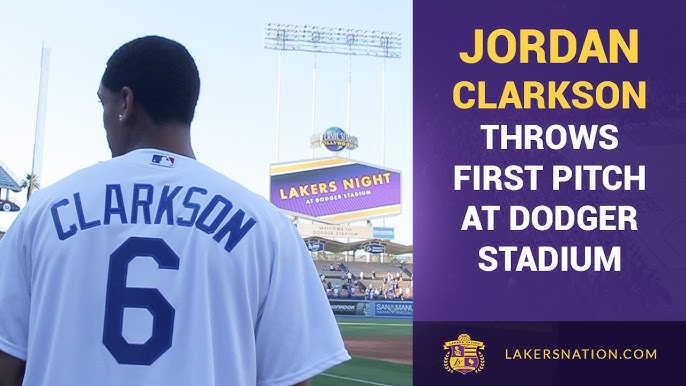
[413,0,686,321]
[269,161,401,222]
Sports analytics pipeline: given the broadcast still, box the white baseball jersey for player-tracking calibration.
[0,148,350,386]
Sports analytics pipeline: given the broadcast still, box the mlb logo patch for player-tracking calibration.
[150,154,175,167]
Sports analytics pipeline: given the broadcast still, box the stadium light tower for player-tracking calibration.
[265,24,403,256]
[264,23,401,162]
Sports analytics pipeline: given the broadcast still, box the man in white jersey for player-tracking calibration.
[0,35,350,386]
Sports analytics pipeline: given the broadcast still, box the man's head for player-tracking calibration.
[98,35,200,156]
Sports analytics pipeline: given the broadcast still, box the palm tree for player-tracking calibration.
[22,173,41,201]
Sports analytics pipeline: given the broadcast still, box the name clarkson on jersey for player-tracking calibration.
[49,183,257,253]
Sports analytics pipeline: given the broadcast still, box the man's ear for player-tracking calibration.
[119,86,135,123]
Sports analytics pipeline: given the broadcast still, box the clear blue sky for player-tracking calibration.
[0,0,413,245]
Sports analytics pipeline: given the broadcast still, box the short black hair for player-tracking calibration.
[101,35,200,125]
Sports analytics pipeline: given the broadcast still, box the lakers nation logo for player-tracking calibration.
[443,334,485,375]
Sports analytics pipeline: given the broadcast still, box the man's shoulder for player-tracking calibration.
[27,162,108,205]
[192,163,286,222]
[25,155,292,229]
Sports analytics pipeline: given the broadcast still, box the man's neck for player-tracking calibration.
[128,124,196,159]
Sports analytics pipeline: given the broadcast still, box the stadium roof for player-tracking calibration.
[303,237,413,255]
[0,160,22,192]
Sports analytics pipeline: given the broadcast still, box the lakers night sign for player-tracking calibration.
[269,157,401,224]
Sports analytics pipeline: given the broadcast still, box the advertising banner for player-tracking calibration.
[327,299,413,318]
[329,300,370,316]
[269,157,401,224]
[374,301,413,317]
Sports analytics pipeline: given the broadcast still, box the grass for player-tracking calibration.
[313,357,412,386]
[311,317,413,386]
[337,318,413,337]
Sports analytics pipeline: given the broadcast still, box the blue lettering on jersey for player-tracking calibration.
[105,184,128,225]
[51,198,77,240]
[103,237,178,365]
[196,195,233,234]
[74,192,101,230]
[49,184,257,253]
[154,185,182,225]
[132,184,154,224]
[177,187,207,227]
[213,209,257,253]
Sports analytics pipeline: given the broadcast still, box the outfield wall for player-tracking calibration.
[329,299,413,319]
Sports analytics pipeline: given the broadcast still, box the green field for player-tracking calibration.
[337,319,413,338]
[312,317,413,386]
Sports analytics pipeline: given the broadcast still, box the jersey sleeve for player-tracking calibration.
[0,211,32,361]
[255,218,350,386]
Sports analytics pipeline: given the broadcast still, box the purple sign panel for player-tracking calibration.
[269,157,401,224]
[414,0,686,322]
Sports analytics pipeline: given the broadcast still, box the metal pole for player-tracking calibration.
[345,53,352,257]
[346,53,352,159]
[381,57,386,228]
[31,42,50,188]
[381,57,386,168]
[311,53,317,160]
[275,50,282,162]
[311,53,318,226]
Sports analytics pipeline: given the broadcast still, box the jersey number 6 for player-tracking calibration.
[102,237,180,365]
